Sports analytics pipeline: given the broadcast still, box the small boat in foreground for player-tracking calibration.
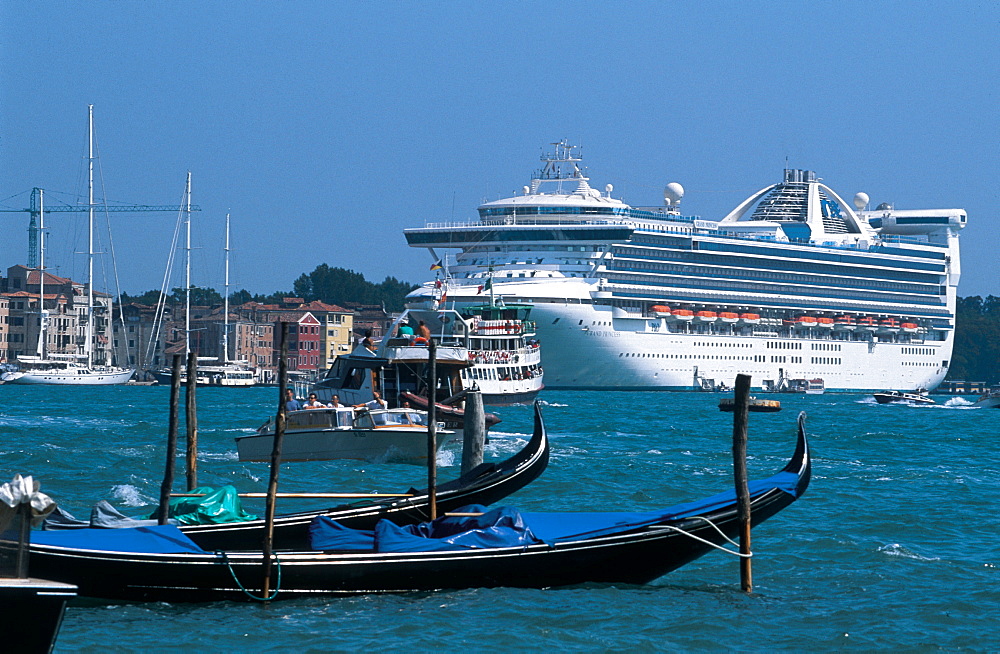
[872,390,936,405]
[27,411,810,602]
[719,397,782,413]
[236,407,454,464]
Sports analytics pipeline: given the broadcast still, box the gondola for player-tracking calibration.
[26,411,810,602]
[43,404,549,551]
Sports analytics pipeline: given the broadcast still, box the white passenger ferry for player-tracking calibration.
[403,141,966,392]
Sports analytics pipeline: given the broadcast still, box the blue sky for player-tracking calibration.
[2,2,997,297]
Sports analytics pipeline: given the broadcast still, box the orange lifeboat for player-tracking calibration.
[901,322,919,333]
[834,315,856,331]
[794,316,817,329]
[671,309,694,322]
[739,313,761,324]
[857,316,878,331]
[878,318,900,333]
[816,317,835,329]
[719,312,739,323]
[650,305,672,318]
[695,310,718,323]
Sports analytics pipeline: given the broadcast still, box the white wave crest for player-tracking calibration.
[110,484,152,507]
[878,542,940,561]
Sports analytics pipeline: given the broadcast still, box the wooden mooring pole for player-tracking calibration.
[732,373,753,592]
[156,354,183,524]
[185,351,198,490]
[262,322,289,600]
[427,338,438,521]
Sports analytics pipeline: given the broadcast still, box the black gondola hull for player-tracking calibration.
[27,413,810,602]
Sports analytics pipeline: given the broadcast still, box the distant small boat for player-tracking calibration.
[872,390,935,405]
[719,397,782,413]
[974,387,1000,408]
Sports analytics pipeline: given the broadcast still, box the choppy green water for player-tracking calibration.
[2,385,997,651]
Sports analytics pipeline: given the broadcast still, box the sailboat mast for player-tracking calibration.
[37,189,46,359]
[86,104,95,368]
[223,212,230,363]
[184,171,192,357]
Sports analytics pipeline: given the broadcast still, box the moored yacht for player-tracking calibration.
[403,140,965,393]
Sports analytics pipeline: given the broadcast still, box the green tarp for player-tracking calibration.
[153,485,257,525]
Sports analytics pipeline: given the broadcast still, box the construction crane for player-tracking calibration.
[0,187,201,268]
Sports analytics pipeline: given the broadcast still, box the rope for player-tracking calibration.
[216,551,282,601]
[647,515,753,558]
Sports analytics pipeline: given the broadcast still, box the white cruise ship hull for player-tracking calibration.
[403,144,964,393]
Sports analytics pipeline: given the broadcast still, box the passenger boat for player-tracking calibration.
[872,390,936,405]
[235,407,455,464]
[403,141,965,392]
[718,397,782,412]
[312,304,541,408]
[42,403,549,551]
[26,411,810,602]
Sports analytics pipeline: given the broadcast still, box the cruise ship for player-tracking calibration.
[403,141,966,392]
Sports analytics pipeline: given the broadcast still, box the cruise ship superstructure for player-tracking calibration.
[404,141,966,392]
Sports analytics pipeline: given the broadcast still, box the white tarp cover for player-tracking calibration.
[0,474,56,525]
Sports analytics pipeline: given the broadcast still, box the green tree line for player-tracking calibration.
[950,295,1000,383]
[121,264,418,312]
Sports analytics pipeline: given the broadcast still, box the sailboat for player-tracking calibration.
[149,194,255,387]
[2,108,134,385]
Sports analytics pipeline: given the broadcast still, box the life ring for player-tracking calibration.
[414,336,428,345]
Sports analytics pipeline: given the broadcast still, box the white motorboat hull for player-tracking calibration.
[235,427,454,463]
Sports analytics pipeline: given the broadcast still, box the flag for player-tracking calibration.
[440,291,448,304]
[430,259,443,271]
[477,277,493,294]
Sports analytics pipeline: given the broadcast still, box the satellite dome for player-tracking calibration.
[853,192,869,210]
[605,183,613,195]
[522,186,530,196]
[664,182,684,206]
[876,202,893,211]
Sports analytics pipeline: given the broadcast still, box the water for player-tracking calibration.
[2,386,998,651]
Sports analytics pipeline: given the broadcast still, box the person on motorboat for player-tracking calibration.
[304,393,325,410]
[285,388,302,411]
[354,390,388,411]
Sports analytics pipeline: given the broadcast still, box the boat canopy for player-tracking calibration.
[309,469,802,553]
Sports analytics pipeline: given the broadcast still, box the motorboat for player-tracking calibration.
[719,397,782,413]
[974,387,1000,408]
[872,390,936,405]
[235,406,454,464]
